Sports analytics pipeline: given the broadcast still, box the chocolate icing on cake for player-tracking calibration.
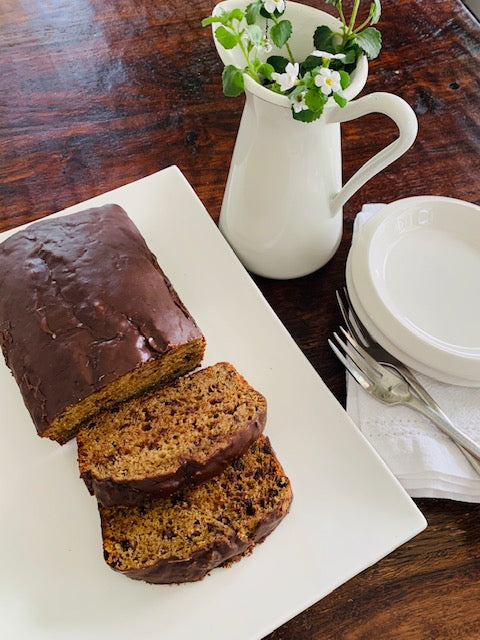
[0,204,204,437]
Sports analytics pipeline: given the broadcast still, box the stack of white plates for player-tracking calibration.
[346,196,480,387]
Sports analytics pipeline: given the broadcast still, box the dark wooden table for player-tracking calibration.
[1,1,479,637]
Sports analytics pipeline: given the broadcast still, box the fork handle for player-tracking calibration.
[408,394,480,467]
[384,363,480,474]
[394,365,480,463]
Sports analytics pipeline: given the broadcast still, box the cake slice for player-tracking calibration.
[99,435,292,583]
[77,362,267,506]
[0,204,205,444]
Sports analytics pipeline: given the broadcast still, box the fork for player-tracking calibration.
[336,287,480,467]
[329,324,480,476]
[337,287,454,408]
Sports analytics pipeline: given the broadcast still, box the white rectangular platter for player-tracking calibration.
[0,166,426,640]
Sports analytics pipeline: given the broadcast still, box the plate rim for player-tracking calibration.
[348,195,480,384]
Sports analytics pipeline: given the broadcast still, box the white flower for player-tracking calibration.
[262,40,273,53]
[272,62,299,92]
[314,67,341,95]
[292,91,308,113]
[263,0,285,13]
[311,50,346,61]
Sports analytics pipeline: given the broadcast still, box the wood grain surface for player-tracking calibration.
[1,1,479,638]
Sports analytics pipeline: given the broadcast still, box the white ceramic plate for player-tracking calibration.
[347,196,480,386]
[0,167,426,640]
[346,256,480,387]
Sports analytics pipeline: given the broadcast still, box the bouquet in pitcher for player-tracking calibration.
[203,0,382,122]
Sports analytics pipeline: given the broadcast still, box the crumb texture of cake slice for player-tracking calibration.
[99,435,292,583]
[0,204,205,444]
[77,362,267,506]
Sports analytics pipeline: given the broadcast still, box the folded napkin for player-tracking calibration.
[346,205,480,503]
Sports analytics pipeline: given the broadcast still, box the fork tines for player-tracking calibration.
[328,333,372,391]
[336,287,371,348]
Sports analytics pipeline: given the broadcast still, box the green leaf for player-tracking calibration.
[342,47,358,65]
[222,65,245,96]
[268,82,287,94]
[257,62,275,81]
[292,107,323,123]
[342,42,363,70]
[215,25,238,50]
[333,92,347,107]
[300,55,323,74]
[201,15,225,27]
[305,88,328,113]
[313,25,336,54]
[245,0,262,24]
[354,27,382,59]
[338,70,350,89]
[369,0,382,25]
[229,8,244,22]
[266,55,289,73]
[270,20,292,48]
[329,58,344,72]
[293,71,314,90]
[246,24,263,45]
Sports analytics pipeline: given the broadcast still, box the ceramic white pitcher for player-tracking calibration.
[212,0,418,279]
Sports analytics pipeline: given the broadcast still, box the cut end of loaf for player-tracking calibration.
[99,435,292,583]
[43,337,206,444]
[76,362,267,506]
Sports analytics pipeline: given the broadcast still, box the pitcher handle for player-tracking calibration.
[326,92,418,214]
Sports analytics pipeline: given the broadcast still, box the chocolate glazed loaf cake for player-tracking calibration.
[99,435,292,584]
[77,362,267,506]
[0,205,205,444]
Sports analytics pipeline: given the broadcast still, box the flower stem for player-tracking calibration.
[347,0,360,35]
[352,15,372,34]
[337,0,347,27]
[237,30,260,82]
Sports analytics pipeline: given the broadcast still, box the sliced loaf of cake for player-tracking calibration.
[0,204,205,444]
[99,435,292,583]
[77,362,267,506]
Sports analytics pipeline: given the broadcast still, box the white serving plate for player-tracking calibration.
[347,196,480,386]
[0,167,426,640]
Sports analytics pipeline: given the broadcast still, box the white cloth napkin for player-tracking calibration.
[346,205,480,503]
